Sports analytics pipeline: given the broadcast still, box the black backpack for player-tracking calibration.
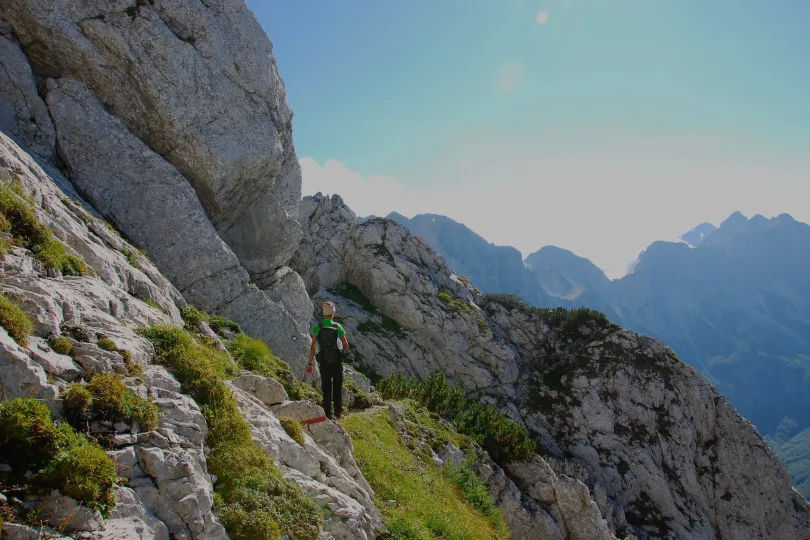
[316,325,342,365]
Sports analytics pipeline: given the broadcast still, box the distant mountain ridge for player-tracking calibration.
[388,209,810,497]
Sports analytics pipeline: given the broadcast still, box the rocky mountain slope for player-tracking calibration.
[1,1,808,538]
[294,193,810,539]
[387,209,810,497]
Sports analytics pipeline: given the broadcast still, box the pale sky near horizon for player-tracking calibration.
[248,0,810,279]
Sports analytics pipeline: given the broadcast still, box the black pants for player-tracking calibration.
[319,361,344,419]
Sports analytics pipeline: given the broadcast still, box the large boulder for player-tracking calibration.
[1,0,302,274]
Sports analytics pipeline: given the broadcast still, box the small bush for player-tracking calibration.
[48,335,74,355]
[209,314,242,335]
[345,378,373,411]
[0,398,118,514]
[0,291,34,346]
[279,417,305,446]
[179,304,208,331]
[141,325,322,539]
[97,336,117,351]
[121,350,144,378]
[78,373,159,432]
[378,372,535,463]
[63,383,93,426]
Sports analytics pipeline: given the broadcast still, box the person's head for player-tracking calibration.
[322,301,336,319]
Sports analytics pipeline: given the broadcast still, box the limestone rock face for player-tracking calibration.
[0,32,54,159]
[1,0,302,273]
[41,75,308,369]
[0,5,312,371]
[296,193,810,540]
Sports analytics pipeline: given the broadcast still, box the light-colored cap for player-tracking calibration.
[322,301,335,316]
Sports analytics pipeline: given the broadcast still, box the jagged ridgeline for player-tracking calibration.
[0,1,809,540]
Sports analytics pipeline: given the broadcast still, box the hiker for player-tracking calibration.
[307,300,349,420]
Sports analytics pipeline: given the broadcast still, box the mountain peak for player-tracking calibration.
[680,222,718,247]
[719,211,748,228]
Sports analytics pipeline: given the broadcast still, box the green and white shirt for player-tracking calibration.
[311,319,346,338]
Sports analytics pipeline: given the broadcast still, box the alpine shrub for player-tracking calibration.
[378,371,535,463]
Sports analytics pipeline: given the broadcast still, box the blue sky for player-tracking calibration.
[248,0,810,278]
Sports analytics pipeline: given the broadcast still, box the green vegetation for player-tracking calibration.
[344,378,374,412]
[378,372,535,463]
[343,408,509,539]
[179,304,242,335]
[63,373,159,432]
[48,335,73,355]
[0,291,34,346]
[144,299,163,312]
[279,417,305,446]
[437,290,488,333]
[97,336,117,351]
[209,314,242,335]
[0,182,87,275]
[482,293,617,340]
[445,457,505,528]
[121,249,141,269]
[0,398,118,514]
[140,325,321,539]
[328,283,403,336]
[226,333,320,404]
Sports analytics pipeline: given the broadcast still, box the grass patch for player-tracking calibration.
[63,373,159,432]
[445,456,505,529]
[144,299,163,312]
[0,398,118,514]
[140,326,321,539]
[278,417,305,446]
[180,304,242,336]
[48,336,73,355]
[97,336,117,351]
[121,249,141,269]
[378,372,535,464]
[0,183,87,275]
[437,290,487,333]
[226,334,318,403]
[0,291,34,346]
[328,283,403,336]
[343,409,509,539]
[209,314,242,335]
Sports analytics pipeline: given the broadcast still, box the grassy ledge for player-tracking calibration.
[327,283,404,336]
[0,291,34,346]
[139,325,321,540]
[378,371,535,464]
[343,408,509,539]
[62,373,159,435]
[0,182,87,276]
[0,398,118,515]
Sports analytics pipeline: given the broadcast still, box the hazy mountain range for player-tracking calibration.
[386,210,810,497]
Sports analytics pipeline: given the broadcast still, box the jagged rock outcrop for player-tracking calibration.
[295,192,810,539]
[294,194,521,400]
[0,8,312,370]
[0,133,387,539]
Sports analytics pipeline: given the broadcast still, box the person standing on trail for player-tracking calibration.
[307,300,349,420]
